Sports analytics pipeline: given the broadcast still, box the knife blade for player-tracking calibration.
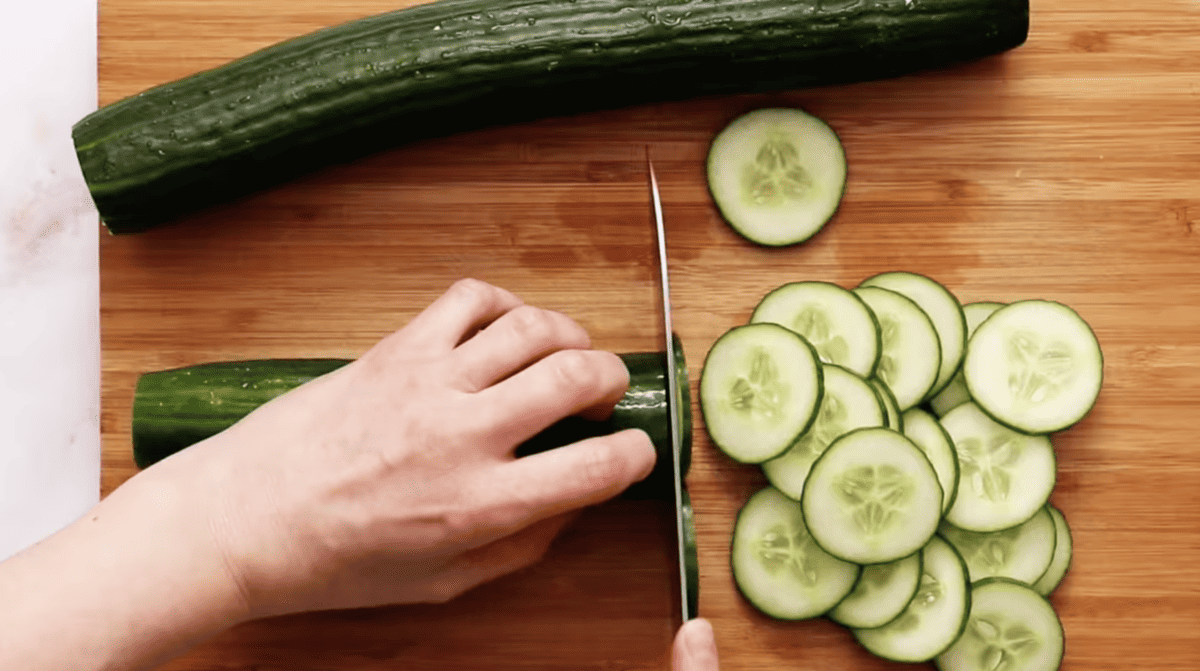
[647,156,695,623]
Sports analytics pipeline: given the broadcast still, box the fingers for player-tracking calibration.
[673,619,720,671]
[472,348,631,449]
[387,279,525,353]
[449,305,592,392]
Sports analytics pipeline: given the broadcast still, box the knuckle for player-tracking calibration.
[449,277,500,310]
[551,349,605,396]
[577,441,629,493]
[507,305,560,345]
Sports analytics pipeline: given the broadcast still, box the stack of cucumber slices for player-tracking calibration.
[701,271,1100,670]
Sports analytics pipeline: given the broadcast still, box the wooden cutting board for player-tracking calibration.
[98,0,1200,669]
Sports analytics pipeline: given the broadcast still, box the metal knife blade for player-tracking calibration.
[647,157,694,622]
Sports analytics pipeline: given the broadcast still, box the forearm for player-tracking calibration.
[0,464,249,671]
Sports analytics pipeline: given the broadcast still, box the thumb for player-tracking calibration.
[673,618,719,671]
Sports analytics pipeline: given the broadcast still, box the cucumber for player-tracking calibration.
[131,343,692,501]
[74,0,1031,235]
[707,109,846,247]
[801,427,942,564]
[901,407,960,516]
[935,578,1065,671]
[853,535,972,663]
[940,403,1056,532]
[871,377,904,433]
[762,363,886,501]
[750,281,881,378]
[929,302,1006,417]
[1031,505,1073,596]
[829,551,923,629]
[682,489,700,620]
[939,506,1057,585]
[859,272,966,402]
[731,486,860,620]
[852,286,942,411]
[964,300,1104,435]
[700,323,823,464]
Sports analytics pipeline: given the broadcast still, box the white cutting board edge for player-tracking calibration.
[0,0,101,562]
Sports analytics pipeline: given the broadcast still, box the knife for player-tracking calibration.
[647,156,697,623]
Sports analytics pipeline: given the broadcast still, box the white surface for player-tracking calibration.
[0,0,100,561]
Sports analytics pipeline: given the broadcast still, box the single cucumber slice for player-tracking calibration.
[681,489,699,620]
[1031,505,1073,596]
[830,552,923,629]
[801,427,942,564]
[751,281,881,378]
[939,506,1057,585]
[853,286,941,411]
[941,403,1056,532]
[871,377,904,432]
[859,272,966,401]
[763,364,886,500]
[902,407,961,516]
[964,300,1104,434]
[853,535,971,663]
[731,486,861,620]
[930,302,1006,417]
[707,108,847,247]
[700,323,823,464]
[935,578,1065,671]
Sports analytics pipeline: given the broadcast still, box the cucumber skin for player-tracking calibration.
[132,348,691,501]
[74,0,1029,234]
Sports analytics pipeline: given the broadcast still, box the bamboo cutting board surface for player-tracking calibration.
[98,1,1200,669]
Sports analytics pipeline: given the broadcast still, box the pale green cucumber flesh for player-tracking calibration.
[902,407,961,516]
[1031,506,1073,596]
[731,486,860,620]
[829,551,923,629]
[871,377,904,432]
[801,427,942,564]
[751,281,881,377]
[852,286,941,411]
[939,506,1057,585]
[929,301,1006,417]
[935,578,1065,671]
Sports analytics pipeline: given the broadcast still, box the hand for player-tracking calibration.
[674,618,720,671]
[169,277,658,618]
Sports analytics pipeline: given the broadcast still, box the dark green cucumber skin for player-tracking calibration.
[75,0,1029,234]
[681,488,700,621]
[132,347,691,501]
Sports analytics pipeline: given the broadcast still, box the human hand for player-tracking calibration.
[158,278,658,619]
[674,618,720,671]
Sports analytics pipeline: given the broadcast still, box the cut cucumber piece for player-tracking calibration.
[707,108,847,247]
[731,486,861,620]
[902,407,961,516]
[681,489,700,620]
[939,506,1057,585]
[801,427,942,564]
[964,300,1103,434]
[1031,505,1073,596]
[930,302,1006,417]
[871,377,904,432]
[860,272,966,401]
[830,552,923,629]
[853,535,971,663]
[751,281,881,378]
[941,403,1056,532]
[700,323,824,464]
[763,364,886,500]
[853,286,941,411]
[935,578,1065,671]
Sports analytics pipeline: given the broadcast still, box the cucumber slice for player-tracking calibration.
[762,364,886,500]
[853,535,972,663]
[830,551,923,629]
[751,281,881,378]
[801,427,942,564]
[941,403,1056,532]
[859,272,966,401]
[870,377,903,432]
[902,407,961,516]
[681,489,699,620]
[935,578,1065,671]
[939,506,1057,585]
[731,486,861,620]
[964,300,1104,435]
[1031,505,1073,596]
[930,302,1006,417]
[706,108,847,247]
[852,286,941,411]
[700,323,824,464]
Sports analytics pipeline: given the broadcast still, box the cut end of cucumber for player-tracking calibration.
[707,108,847,247]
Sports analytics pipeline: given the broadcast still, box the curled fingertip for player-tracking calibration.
[675,618,719,671]
[614,428,657,482]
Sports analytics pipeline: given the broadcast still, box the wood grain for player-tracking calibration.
[98,0,1200,669]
